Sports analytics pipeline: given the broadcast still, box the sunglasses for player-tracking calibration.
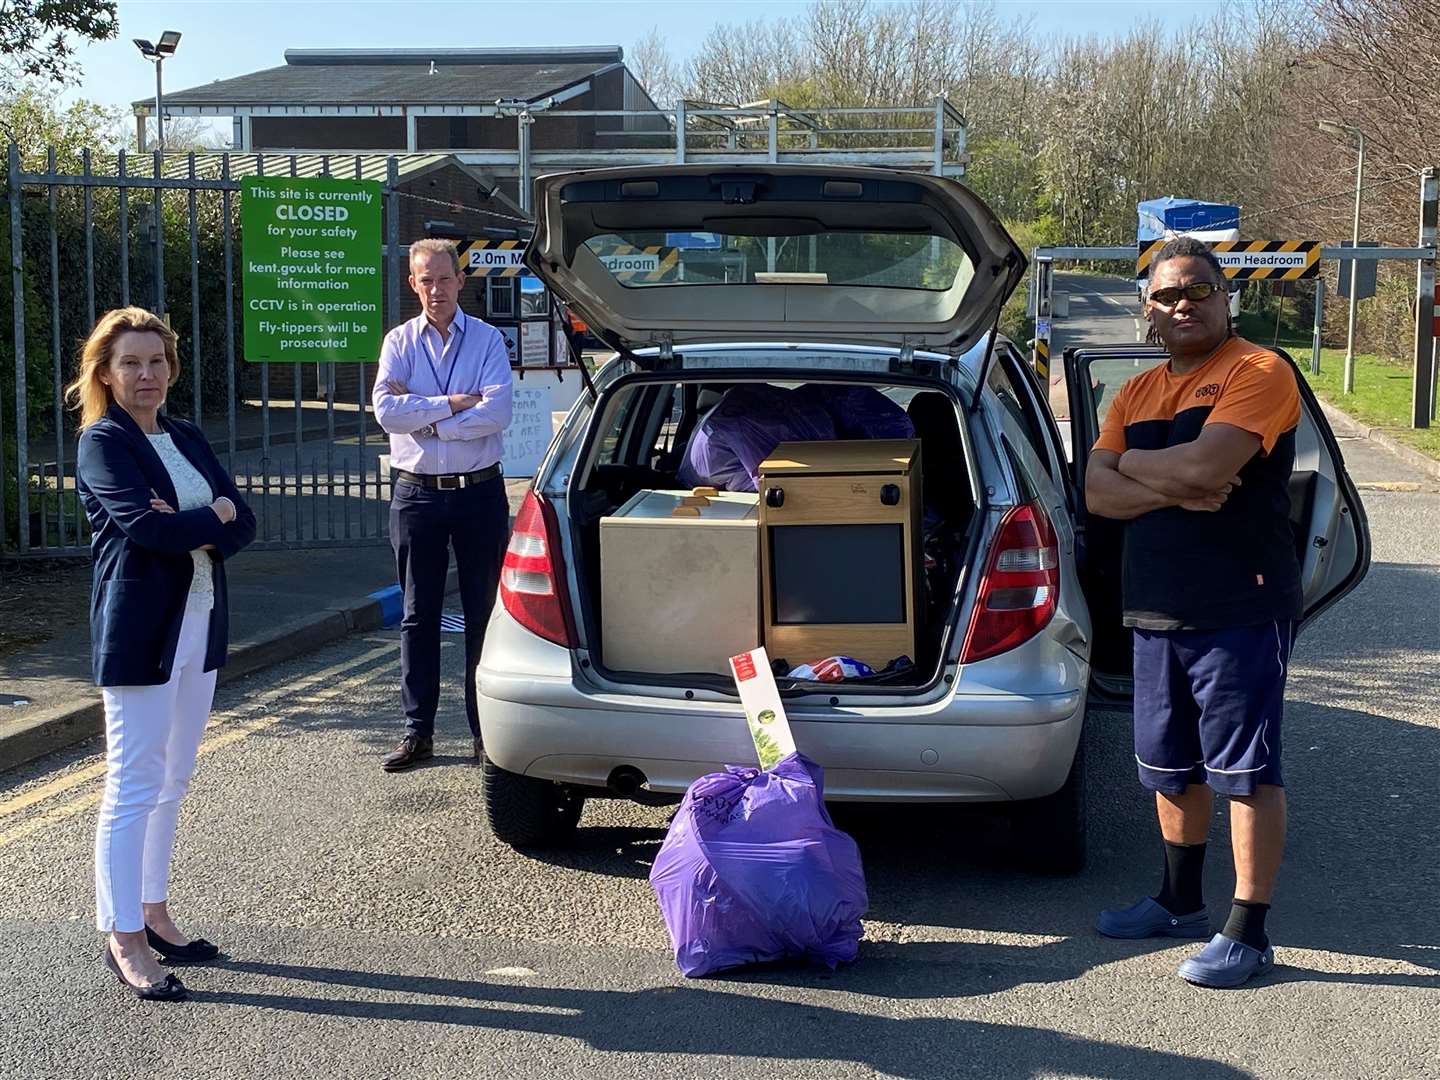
[1149,282,1225,306]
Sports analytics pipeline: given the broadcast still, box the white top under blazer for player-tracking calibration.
[147,432,216,613]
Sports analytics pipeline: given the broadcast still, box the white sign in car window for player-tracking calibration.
[502,382,556,478]
[600,253,660,273]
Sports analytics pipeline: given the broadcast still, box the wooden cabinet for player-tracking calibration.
[758,440,923,670]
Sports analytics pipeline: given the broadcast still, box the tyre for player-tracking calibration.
[1010,736,1087,875]
[482,754,584,849]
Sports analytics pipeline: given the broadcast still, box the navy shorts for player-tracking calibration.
[1132,620,1295,797]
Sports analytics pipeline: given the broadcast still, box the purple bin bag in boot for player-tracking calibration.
[649,752,869,978]
[794,383,915,441]
[676,384,836,492]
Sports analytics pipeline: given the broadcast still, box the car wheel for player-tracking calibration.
[1010,736,1087,875]
[482,754,585,849]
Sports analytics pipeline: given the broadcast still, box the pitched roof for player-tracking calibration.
[143,48,624,109]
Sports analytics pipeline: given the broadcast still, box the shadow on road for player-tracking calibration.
[200,959,1253,1080]
[238,547,1439,1001]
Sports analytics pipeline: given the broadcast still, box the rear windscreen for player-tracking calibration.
[582,231,973,293]
[770,524,906,624]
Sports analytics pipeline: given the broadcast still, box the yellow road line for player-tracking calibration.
[0,643,397,834]
[0,762,110,821]
[0,654,398,850]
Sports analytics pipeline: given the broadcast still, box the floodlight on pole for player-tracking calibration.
[1318,119,1366,395]
[134,30,182,152]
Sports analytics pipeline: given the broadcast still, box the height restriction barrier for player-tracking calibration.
[1136,239,1321,281]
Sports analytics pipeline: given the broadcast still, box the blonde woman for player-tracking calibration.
[70,308,255,1002]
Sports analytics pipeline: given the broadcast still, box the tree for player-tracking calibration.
[130,115,232,154]
[1,83,120,546]
[0,0,118,101]
[1257,0,1438,356]
[0,81,119,166]
[1270,0,1437,245]
[683,16,809,105]
[629,27,682,109]
[0,85,242,546]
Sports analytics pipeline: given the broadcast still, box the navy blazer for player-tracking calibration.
[76,404,257,687]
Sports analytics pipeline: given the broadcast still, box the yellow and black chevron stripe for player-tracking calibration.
[1137,239,1320,281]
[1032,335,1050,382]
[458,238,527,277]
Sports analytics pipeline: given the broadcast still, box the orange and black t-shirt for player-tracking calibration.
[1093,335,1303,630]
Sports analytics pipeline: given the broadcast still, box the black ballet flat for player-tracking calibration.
[145,925,221,964]
[103,945,188,1002]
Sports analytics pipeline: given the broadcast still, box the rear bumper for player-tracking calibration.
[477,667,1085,802]
[478,595,1089,802]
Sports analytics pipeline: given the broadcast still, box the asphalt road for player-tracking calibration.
[1047,272,1148,419]
[1,302,1436,1077]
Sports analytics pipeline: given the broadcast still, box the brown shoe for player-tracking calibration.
[382,734,433,772]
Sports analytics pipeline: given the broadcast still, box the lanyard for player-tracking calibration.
[422,319,460,395]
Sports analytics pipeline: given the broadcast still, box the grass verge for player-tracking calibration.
[1236,313,1440,460]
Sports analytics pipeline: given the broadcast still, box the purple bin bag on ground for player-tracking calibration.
[649,752,869,978]
[677,384,836,492]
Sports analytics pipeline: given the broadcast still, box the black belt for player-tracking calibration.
[395,463,502,490]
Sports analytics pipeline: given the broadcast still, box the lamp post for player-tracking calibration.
[1319,119,1365,395]
[496,96,554,215]
[133,31,182,152]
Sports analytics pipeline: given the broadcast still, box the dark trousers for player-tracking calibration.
[390,474,509,739]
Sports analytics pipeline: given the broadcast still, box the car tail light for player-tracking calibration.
[500,490,576,648]
[960,501,1059,663]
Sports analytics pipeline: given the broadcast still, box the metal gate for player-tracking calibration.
[3,147,416,556]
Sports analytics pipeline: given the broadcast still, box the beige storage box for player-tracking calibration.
[600,489,760,675]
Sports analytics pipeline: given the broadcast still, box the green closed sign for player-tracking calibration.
[241,177,383,362]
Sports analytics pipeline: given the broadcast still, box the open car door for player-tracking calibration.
[1064,344,1372,693]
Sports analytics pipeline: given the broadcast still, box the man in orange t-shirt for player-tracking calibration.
[1086,237,1302,988]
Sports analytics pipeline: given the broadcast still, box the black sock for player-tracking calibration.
[1222,900,1270,950]
[1152,841,1207,915]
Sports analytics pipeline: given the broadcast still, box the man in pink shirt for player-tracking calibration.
[372,239,513,771]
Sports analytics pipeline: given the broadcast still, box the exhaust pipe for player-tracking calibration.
[607,765,647,799]
[606,765,677,806]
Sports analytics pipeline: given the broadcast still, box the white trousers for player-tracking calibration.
[95,607,216,933]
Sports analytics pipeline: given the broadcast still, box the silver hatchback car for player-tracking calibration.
[476,164,1369,873]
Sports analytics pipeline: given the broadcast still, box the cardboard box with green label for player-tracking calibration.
[728,647,798,770]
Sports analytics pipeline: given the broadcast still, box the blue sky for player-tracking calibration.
[64,0,1190,120]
